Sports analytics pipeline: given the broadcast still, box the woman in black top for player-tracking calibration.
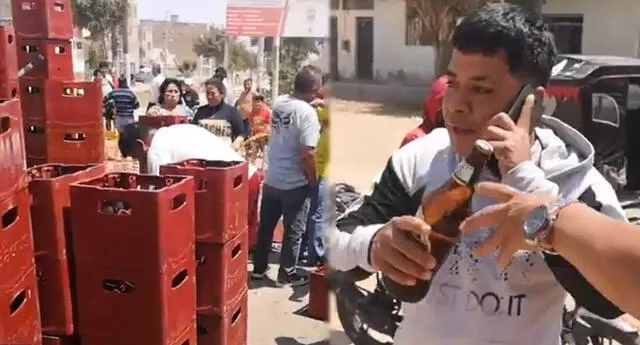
[192,78,247,147]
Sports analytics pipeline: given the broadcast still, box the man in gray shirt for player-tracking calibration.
[251,69,321,287]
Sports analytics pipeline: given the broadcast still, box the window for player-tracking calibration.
[331,0,340,10]
[544,15,583,54]
[343,0,373,10]
[405,2,435,46]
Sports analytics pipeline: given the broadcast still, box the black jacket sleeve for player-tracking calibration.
[336,158,424,280]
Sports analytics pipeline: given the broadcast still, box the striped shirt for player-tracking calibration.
[105,89,139,117]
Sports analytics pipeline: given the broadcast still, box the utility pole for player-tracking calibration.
[272,36,280,104]
[163,10,169,72]
[256,36,265,92]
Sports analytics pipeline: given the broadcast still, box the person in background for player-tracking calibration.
[94,64,114,98]
[235,78,255,136]
[104,78,140,133]
[460,181,640,320]
[399,75,448,148]
[182,78,200,109]
[192,78,246,148]
[148,64,165,111]
[213,67,235,105]
[146,78,194,117]
[251,69,322,287]
[300,74,330,267]
[249,94,271,136]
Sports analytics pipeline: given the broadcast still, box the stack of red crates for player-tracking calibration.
[161,160,250,345]
[11,0,105,167]
[0,29,42,344]
[26,163,106,345]
[69,173,198,345]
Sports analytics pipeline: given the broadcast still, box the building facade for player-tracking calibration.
[139,16,208,69]
[331,0,640,83]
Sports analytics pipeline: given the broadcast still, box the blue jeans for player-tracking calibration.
[300,178,329,263]
[252,184,311,280]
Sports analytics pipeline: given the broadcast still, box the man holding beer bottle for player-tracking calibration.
[330,3,627,344]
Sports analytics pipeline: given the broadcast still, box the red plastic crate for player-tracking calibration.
[69,173,195,269]
[24,119,105,167]
[139,115,190,128]
[27,163,106,258]
[0,78,18,100]
[196,291,247,345]
[0,26,18,82]
[160,159,249,244]
[42,334,77,345]
[16,38,74,80]
[308,265,329,321]
[247,171,262,250]
[11,0,74,39]
[35,256,74,335]
[20,79,103,126]
[0,265,42,345]
[195,230,248,315]
[0,188,35,282]
[74,248,196,345]
[0,98,26,200]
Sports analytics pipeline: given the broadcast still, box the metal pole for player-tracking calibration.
[163,11,169,71]
[272,36,280,104]
[223,36,230,70]
[256,36,265,92]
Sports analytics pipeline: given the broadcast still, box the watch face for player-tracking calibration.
[524,205,550,240]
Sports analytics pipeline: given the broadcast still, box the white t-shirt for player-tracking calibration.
[146,124,257,176]
[149,74,165,104]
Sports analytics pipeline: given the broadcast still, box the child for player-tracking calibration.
[249,94,271,136]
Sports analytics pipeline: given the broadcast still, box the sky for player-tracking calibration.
[137,0,227,26]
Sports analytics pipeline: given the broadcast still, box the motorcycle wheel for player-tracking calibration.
[335,283,394,345]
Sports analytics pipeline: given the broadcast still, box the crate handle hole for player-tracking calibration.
[231,243,242,259]
[6,34,13,44]
[102,279,135,293]
[233,175,243,188]
[54,46,66,54]
[2,205,18,229]
[63,132,86,142]
[196,324,208,335]
[23,44,39,53]
[10,88,17,98]
[171,269,188,289]
[170,193,186,211]
[231,308,242,325]
[0,116,10,134]
[54,2,64,11]
[27,125,44,134]
[9,289,27,315]
[99,200,132,215]
[25,86,40,94]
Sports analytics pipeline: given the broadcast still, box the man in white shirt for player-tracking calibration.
[148,64,165,111]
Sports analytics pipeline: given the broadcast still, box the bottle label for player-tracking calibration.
[453,160,474,184]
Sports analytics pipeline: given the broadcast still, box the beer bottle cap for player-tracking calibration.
[474,140,494,156]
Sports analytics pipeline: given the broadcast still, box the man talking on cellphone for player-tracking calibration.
[329,3,627,344]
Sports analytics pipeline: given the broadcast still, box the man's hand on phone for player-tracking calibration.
[484,91,541,175]
[369,216,436,285]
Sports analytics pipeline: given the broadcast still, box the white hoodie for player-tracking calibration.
[329,115,626,345]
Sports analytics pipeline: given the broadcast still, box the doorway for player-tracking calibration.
[330,16,338,80]
[355,17,374,80]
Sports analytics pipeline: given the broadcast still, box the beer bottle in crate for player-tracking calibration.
[381,139,493,303]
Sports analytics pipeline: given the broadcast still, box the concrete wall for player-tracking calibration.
[543,0,640,57]
[332,1,434,84]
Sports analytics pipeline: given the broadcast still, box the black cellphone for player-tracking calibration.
[486,84,539,176]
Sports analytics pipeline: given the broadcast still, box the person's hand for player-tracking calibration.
[483,90,542,175]
[370,216,436,285]
[459,182,557,269]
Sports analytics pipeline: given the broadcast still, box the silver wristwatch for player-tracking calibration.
[523,198,576,252]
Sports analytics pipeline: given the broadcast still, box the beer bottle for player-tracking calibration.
[381,139,493,303]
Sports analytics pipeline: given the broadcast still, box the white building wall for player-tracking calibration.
[543,0,640,57]
[332,1,435,83]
